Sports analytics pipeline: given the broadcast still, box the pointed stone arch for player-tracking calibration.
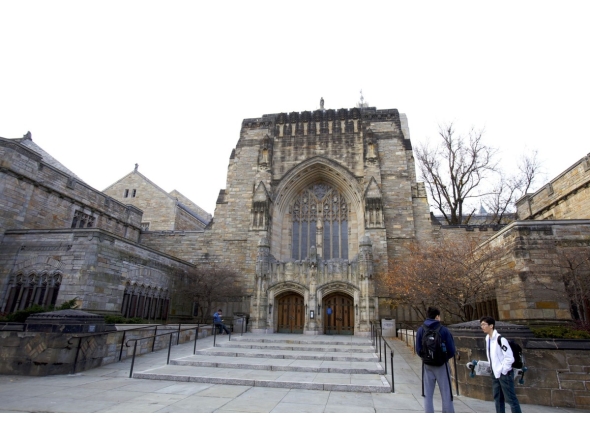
[270,157,365,261]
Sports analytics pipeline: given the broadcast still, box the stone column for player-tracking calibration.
[252,236,271,333]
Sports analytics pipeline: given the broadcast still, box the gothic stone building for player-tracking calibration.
[0,134,198,321]
[2,108,588,334]
[140,107,440,335]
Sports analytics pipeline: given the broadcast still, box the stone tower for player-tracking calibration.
[193,106,432,336]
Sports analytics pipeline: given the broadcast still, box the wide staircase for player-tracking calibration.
[133,334,391,393]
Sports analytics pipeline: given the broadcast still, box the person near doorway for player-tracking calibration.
[415,307,456,413]
[213,309,231,335]
[479,316,522,413]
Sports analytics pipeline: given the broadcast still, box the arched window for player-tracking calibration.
[291,183,348,260]
[2,272,61,313]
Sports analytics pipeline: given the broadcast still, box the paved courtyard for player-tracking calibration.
[0,333,587,413]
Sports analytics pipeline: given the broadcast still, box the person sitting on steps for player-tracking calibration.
[213,309,231,335]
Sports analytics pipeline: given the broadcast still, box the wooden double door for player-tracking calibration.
[323,293,354,335]
[277,293,304,334]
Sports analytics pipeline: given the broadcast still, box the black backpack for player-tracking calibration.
[420,324,447,366]
[497,335,524,369]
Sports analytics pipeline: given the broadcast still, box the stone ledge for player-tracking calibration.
[526,339,590,350]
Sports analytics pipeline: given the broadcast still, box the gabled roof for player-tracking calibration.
[4,134,81,180]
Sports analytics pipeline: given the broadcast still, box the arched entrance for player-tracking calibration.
[277,292,304,334]
[323,292,354,335]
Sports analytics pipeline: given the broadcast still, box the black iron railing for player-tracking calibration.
[125,325,200,378]
[370,322,395,393]
[67,323,203,375]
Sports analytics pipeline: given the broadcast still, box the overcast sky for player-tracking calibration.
[2,1,589,215]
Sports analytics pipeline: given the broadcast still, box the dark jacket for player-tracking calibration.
[415,318,456,362]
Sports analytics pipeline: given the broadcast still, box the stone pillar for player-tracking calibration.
[252,236,271,333]
[357,235,375,335]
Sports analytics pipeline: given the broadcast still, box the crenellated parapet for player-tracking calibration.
[241,107,409,142]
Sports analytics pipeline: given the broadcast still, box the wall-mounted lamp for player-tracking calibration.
[269,303,272,314]
[355,304,358,315]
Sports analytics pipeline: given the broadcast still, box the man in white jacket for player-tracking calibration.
[480,316,522,413]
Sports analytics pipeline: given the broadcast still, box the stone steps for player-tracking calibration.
[193,347,379,362]
[170,355,384,374]
[216,340,373,353]
[133,334,390,393]
[134,365,391,393]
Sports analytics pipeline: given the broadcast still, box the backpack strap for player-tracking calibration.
[497,335,508,352]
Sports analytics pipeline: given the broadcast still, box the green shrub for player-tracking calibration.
[0,298,79,323]
[531,326,590,339]
[5,304,48,323]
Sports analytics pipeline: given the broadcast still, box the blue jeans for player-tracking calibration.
[492,370,522,413]
[215,323,230,334]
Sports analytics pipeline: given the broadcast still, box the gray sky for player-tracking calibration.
[2,1,589,215]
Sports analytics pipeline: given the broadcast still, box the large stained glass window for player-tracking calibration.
[291,183,348,260]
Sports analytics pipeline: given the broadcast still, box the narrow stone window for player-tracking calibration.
[124,189,129,198]
[132,189,137,197]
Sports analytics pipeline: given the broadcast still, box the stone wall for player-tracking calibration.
[480,220,590,323]
[0,229,195,315]
[517,153,590,220]
[0,324,211,376]
[0,137,142,241]
[451,331,590,409]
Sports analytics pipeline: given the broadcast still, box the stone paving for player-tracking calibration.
[0,333,588,413]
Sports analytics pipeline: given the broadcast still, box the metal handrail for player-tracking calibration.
[371,325,395,393]
[125,325,200,378]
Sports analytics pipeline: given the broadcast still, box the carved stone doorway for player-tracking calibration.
[323,292,354,335]
[277,292,304,334]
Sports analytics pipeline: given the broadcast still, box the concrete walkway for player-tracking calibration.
[0,333,587,413]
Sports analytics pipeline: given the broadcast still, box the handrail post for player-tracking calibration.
[71,337,82,374]
[119,330,127,361]
[177,323,181,345]
[128,341,138,378]
[412,329,416,354]
[390,350,395,393]
[193,325,199,354]
[213,320,217,347]
[379,329,382,362]
[453,354,460,396]
[167,333,173,364]
[384,341,388,374]
[151,325,158,352]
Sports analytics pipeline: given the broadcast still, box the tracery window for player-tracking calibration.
[121,283,169,320]
[291,183,348,260]
[3,272,61,313]
[71,210,95,228]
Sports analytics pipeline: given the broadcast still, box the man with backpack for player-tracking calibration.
[415,307,456,413]
[479,316,522,413]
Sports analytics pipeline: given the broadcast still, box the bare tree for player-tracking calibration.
[383,238,504,322]
[483,150,543,224]
[529,245,590,328]
[172,261,246,322]
[417,124,498,225]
